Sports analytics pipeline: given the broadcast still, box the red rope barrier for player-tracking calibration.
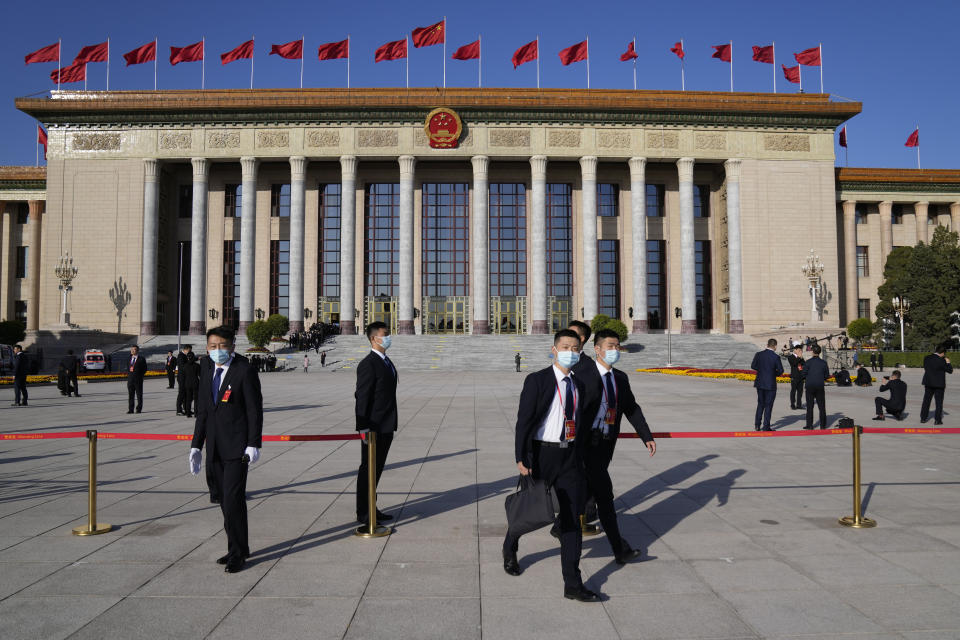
[2,431,88,440]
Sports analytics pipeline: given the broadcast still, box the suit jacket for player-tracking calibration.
[191,354,263,459]
[514,365,599,469]
[921,354,953,388]
[802,356,830,388]
[182,353,201,389]
[165,356,176,373]
[751,349,784,390]
[60,355,79,376]
[879,378,908,412]
[127,355,147,382]
[787,353,805,377]
[13,352,28,379]
[176,352,190,382]
[576,360,654,449]
[354,350,398,433]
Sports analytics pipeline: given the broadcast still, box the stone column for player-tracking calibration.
[842,200,859,325]
[188,158,209,335]
[724,159,744,334]
[238,156,258,332]
[628,158,648,333]
[471,155,490,334]
[579,156,599,321]
[951,202,960,237]
[339,155,358,335]
[878,201,893,262]
[0,204,11,323]
[915,201,929,244]
[140,159,160,335]
[529,155,548,334]
[397,155,416,335]
[289,156,308,332]
[26,201,43,331]
[677,157,696,334]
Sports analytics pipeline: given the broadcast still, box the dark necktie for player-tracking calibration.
[562,376,574,421]
[604,372,617,413]
[212,367,223,404]
[384,355,396,377]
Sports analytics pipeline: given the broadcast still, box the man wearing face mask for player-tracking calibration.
[567,320,600,535]
[503,329,601,602]
[189,326,263,574]
[354,321,398,525]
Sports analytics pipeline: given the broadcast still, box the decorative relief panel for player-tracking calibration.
[357,129,399,148]
[598,130,630,149]
[489,129,531,148]
[208,132,240,149]
[159,132,191,150]
[306,130,340,147]
[646,131,679,149]
[547,129,581,148]
[256,131,290,148]
[695,133,726,150]
[72,133,120,151]
[763,134,810,152]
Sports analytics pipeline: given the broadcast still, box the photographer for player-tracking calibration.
[873,370,907,421]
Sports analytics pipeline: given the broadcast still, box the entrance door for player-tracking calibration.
[364,296,397,335]
[318,297,340,326]
[490,296,526,334]
[424,296,469,334]
[548,296,572,333]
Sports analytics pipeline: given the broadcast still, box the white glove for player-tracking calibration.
[243,446,261,464]
[189,448,202,475]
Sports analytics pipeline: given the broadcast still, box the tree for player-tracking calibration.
[266,314,289,339]
[605,318,629,343]
[847,317,873,343]
[0,320,26,345]
[589,314,611,335]
[245,320,273,348]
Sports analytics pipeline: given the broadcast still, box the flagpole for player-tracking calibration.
[478,34,482,88]
[406,36,409,89]
[154,38,158,90]
[729,40,733,92]
[819,43,823,93]
[57,38,61,92]
[300,36,304,89]
[632,37,637,90]
[917,124,921,170]
[586,36,590,89]
[36,129,39,167]
[107,38,110,90]
[443,16,447,88]
[799,64,802,93]
[250,36,255,89]
[772,41,776,93]
[201,37,205,89]
[680,38,685,91]
[347,35,351,89]
[536,35,540,90]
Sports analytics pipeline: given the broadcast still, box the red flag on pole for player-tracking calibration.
[124,41,156,66]
[670,41,685,59]
[411,20,445,48]
[170,41,204,65]
[270,39,303,60]
[711,43,731,62]
[839,126,847,148]
[50,61,86,84]
[221,40,254,65]
[558,40,588,66]
[317,39,349,60]
[38,126,48,159]
[751,45,773,63]
[73,42,108,64]
[375,38,407,62]
[794,47,821,66]
[25,42,60,65]
[904,129,919,147]
[620,41,638,62]
[781,64,800,84]
[451,40,480,60]
[512,40,538,68]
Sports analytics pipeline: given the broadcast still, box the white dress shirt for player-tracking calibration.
[534,364,579,442]
[592,360,617,434]
[213,353,235,393]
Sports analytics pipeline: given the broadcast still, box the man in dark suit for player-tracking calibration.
[11,345,28,407]
[165,351,177,388]
[787,344,805,410]
[568,320,599,534]
[801,344,830,429]
[874,370,907,421]
[189,326,263,573]
[869,352,877,372]
[920,344,953,425]
[354,321,398,526]
[61,350,80,398]
[126,345,147,414]
[751,338,784,431]
[176,345,193,415]
[182,350,201,418]
[503,329,602,603]
[878,352,885,372]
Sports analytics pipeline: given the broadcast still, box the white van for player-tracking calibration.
[82,349,106,371]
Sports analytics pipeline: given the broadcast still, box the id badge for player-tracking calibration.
[605,408,616,425]
[221,387,232,402]
[129,366,134,372]
[564,419,576,441]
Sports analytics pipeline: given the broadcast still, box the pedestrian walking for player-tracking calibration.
[751,339,783,431]
[920,344,953,425]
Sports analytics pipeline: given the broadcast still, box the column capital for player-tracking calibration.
[191,157,210,180]
[471,155,489,177]
[723,158,742,181]
[144,158,159,181]
[530,155,548,179]
[289,156,308,180]
[628,157,646,179]
[677,157,695,182]
[340,154,358,175]
[27,200,44,216]
[914,200,929,209]
[579,155,598,178]
[398,154,416,176]
[842,200,857,216]
[240,156,258,178]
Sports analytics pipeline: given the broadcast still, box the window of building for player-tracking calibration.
[270,240,290,317]
[489,183,526,297]
[16,202,29,224]
[223,241,240,328]
[891,204,903,224]
[546,184,573,297]
[694,185,711,218]
[598,240,620,318]
[178,184,192,218]
[855,203,868,224]
[15,247,27,279]
[224,184,241,218]
[646,184,665,217]
[858,298,871,320]
[364,184,400,297]
[647,240,666,329]
[14,300,27,326]
[856,245,869,277]
[597,184,619,217]
[422,183,469,297]
[271,183,291,217]
[695,240,712,330]
[318,184,341,299]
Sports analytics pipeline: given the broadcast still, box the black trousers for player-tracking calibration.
[13,377,27,404]
[805,387,826,428]
[211,448,249,560]
[755,388,776,427]
[356,432,394,518]
[183,386,197,416]
[503,442,585,590]
[67,373,79,397]
[167,370,176,388]
[127,379,143,412]
[920,386,946,423]
[583,438,625,555]
[875,397,902,418]
[790,378,804,408]
[206,456,221,503]
[176,378,185,413]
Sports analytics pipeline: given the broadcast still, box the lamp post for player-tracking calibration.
[255,308,265,321]
[54,254,79,326]
[892,295,910,352]
[801,249,825,324]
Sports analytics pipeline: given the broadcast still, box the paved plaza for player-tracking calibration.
[1,349,959,639]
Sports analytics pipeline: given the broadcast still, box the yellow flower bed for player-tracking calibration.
[0,371,165,386]
[636,367,874,384]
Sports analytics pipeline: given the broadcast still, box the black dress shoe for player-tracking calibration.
[563,585,600,602]
[803,426,814,430]
[549,523,561,539]
[224,557,245,573]
[176,411,183,416]
[761,426,773,431]
[920,417,930,424]
[376,510,394,522]
[217,552,249,565]
[754,426,761,431]
[615,547,642,565]
[126,410,134,414]
[503,551,522,576]
[934,421,944,426]
[820,425,828,430]
[872,415,884,421]
[135,409,142,413]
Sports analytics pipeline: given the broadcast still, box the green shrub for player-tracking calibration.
[603,318,629,343]
[880,351,960,368]
[266,314,289,338]
[245,321,273,348]
[847,317,874,343]
[589,314,611,335]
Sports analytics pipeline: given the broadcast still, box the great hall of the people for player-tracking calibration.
[3,88,960,340]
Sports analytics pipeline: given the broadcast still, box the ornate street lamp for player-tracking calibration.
[892,295,910,352]
[255,308,265,321]
[208,308,218,322]
[54,254,79,326]
[801,249,825,324]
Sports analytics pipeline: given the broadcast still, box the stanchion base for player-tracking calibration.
[72,523,114,536]
[354,525,392,538]
[581,523,602,536]
[838,516,877,529]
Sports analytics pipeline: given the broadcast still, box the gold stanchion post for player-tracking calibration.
[839,422,876,529]
[355,431,391,538]
[72,430,114,536]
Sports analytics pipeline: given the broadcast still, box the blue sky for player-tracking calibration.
[2,0,957,169]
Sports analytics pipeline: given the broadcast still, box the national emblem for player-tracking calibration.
[424,107,463,149]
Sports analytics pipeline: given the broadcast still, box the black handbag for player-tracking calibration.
[504,475,556,536]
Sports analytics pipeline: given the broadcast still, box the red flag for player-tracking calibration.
[73,42,108,64]
[512,40,538,68]
[270,39,303,60]
[411,20,445,48]
[558,40,588,66]
[781,64,800,84]
[752,45,773,63]
[170,41,204,65]
[221,40,253,65]
[124,41,156,66]
[838,126,847,148]
[794,46,821,66]
[375,38,407,62]
[451,40,480,60]
[711,43,731,62]
[317,39,349,61]
[620,41,638,62]
[50,61,86,85]
[905,129,919,147]
[25,42,60,65]
[38,126,48,159]
[670,41,685,59]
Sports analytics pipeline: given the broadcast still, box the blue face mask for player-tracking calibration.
[602,349,621,366]
[555,350,580,368]
[378,335,392,350]
[209,348,231,364]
